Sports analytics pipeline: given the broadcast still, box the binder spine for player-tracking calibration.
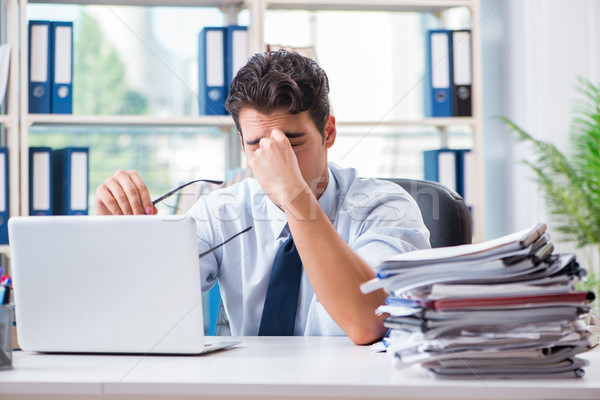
[50,21,73,114]
[456,149,472,204]
[29,147,53,216]
[52,148,89,215]
[198,27,226,116]
[28,20,52,114]
[423,149,440,182]
[451,30,472,117]
[423,148,458,193]
[224,25,248,108]
[427,30,453,117]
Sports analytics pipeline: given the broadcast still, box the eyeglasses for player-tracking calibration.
[152,179,224,206]
[152,179,252,259]
[198,226,253,258]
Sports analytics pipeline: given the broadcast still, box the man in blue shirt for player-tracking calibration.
[95,50,430,344]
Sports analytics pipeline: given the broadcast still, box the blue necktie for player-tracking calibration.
[258,236,303,336]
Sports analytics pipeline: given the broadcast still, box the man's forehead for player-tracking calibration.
[239,107,297,124]
[239,108,316,137]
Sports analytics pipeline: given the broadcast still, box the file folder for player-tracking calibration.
[0,148,8,244]
[426,30,453,117]
[451,30,472,117]
[225,25,248,101]
[50,21,73,114]
[432,291,592,311]
[28,20,52,114]
[198,27,226,115]
[52,148,89,215]
[457,148,473,205]
[29,147,53,216]
[423,148,458,193]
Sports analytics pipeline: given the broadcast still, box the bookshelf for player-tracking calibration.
[2,0,485,258]
[17,1,249,223]
[25,114,236,127]
[265,0,477,12]
[0,0,19,256]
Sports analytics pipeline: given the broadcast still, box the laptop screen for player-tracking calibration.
[9,215,207,354]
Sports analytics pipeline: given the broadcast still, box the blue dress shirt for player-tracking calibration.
[188,162,431,336]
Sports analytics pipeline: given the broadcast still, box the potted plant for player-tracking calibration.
[500,77,600,297]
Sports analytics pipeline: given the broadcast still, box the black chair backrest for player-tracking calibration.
[383,178,472,248]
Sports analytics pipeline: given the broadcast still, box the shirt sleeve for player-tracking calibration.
[345,187,431,269]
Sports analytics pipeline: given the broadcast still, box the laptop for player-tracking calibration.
[8,215,238,354]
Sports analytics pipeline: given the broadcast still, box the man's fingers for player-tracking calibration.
[95,170,154,216]
[95,183,127,215]
[270,128,287,143]
[105,177,135,215]
[258,136,274,150]
[94,195,114,216]
[114,170,149,214]
[128,170,155,215]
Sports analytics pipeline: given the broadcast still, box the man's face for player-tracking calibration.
[238,107,336,197]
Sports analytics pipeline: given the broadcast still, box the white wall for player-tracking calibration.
[481,0,600,247]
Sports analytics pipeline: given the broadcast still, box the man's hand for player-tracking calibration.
[95,170,156,215]
[246,129,310,208]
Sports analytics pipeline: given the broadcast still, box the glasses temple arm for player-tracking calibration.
[152,179,223,205]
[198,226,253,258]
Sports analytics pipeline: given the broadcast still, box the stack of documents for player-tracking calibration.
[361,223,595,378]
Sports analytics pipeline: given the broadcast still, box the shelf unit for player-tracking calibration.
[5,0,485,254]
[17,0,249,224]
[334,117,476,128]
[265,0,476,12]
[24,114,236,127]
[1,0,20,256]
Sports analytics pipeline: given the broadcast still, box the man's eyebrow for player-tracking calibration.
[245,132,305,146]
[246,137,261,146]
[285,132,305,140]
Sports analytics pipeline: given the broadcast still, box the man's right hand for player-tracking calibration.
[95,170,156,215]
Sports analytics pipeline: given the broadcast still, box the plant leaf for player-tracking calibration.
[499,76,600,248]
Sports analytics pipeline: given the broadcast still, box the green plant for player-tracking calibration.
[500,77,600,293]
[500,78,600,248]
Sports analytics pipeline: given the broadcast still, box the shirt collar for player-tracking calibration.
[266,166,337,240]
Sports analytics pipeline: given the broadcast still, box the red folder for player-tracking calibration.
[433,291,592,310]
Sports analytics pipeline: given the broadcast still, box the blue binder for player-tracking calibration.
[29,147,53,216]
[423,148,459,193]
[28,20,52,114]
[224,25,248,103]
[456,148,472,203]
[0,148,8,244]
[198,27,226,115]
[50,21,73,114]
[52,148,89,215]
[426,30,453,117]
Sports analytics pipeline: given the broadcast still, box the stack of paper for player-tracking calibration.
[361,224,595,379]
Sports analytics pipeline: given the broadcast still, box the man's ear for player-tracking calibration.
[323,115,337,149]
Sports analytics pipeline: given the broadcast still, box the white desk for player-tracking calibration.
[0,337,599,400]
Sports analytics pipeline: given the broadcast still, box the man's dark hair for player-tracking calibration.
[225,50,330,138]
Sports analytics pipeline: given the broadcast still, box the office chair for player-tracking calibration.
[382,178,472,248]
[212,178,472,335]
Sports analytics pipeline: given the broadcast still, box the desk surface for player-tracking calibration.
[1,337,600,400]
